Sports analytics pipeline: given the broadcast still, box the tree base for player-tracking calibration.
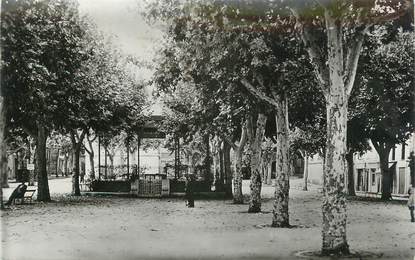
[233,196,244,204]
[271,220,290,228]
[248,205,261,213]
[321,243,350,256]
[296,250,380,259]
[36,198,52,202]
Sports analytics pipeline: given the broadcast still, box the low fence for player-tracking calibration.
[170,179,212,193]
[90,180,131,192]
[85,178,227,198]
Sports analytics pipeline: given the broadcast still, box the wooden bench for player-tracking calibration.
[14,189,36,205]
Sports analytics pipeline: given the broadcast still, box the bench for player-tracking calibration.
[13,189,36,205]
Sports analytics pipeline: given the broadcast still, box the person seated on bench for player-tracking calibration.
[5,182,27,206]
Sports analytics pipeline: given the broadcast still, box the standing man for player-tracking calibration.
[408,152,415,188]
[185,174,195,208]
[408,187,414,223]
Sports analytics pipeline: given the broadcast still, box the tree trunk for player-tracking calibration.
[36,122,51,202]
[0,97,5,209]
[223,141,232,198]
[1,143,9,188]
[375,145,393,200]
[212,136,221,191]
[64,155,68,177]
[55,149,59,177]
[87,149,95,181]
[260,158,265,184]
[267,161,272,185]
[108,151,114,178]
[72,146,81,196]
[233,123,247,204]
[70,130,87,196]
[321,96,349,255]
[272,96,290,227]
[303,152,309,191]
[345,151,355,196]
[219,142,224,187]
[263,161,268,185]
[319,11,354,255]
[380,159,392,200]
[203,135,212,185]
[409,153,415,188]
[28,140,35,185]
[248,113,267,213]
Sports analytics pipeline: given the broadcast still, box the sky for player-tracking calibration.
[78,0,163,60]
[77,0,165,114]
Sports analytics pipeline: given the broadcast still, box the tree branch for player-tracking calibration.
[246,114,254,143]
[290,8,330,97]
[240,78,278,109]
[220,134,238,150]
[344,26,369,97]
[82,142,91,155]
[238,120,248,152]
[7,145,27,155]
[87,131,97,143]
[70,131,76,146]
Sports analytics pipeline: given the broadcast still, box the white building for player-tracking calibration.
[307,135,415,196]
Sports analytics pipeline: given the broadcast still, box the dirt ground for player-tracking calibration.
[1,178,414,260]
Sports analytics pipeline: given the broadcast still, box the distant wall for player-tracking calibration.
[308,156,323,185]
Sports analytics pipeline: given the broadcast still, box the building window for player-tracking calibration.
[371,169,376,186]
[392,146,396,161]
[357,169,363,191]
[401,142,406,160]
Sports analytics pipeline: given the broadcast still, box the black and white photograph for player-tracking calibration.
[0,0,414,259]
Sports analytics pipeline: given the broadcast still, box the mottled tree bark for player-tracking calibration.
[233,122,248,204]
[85,134,95,181]
[70,130,87,196]
[262,161,268,184]
[28,141,35,185]
[294,4,367,253]
[345,151,355,196]
[219,142,224,187]
[223,141,232,198]
[267,161,272,185]
[212,136,221,191]
[322,95,349,254]
[88,151,95,180]
[248,113,267,213]
[0,97,5,209]
[301,151,309,191]
[272,95,290,227]
[64,154,69,177]
[55,149,60,177]
[36,122,51,202]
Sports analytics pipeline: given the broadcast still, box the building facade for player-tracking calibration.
[307,135,415,197]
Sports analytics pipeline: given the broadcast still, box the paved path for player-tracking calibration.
[1,178,414,260]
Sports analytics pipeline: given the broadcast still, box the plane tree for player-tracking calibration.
[2,0,148,198]
[1,0,94,201]
[273,0,411,253]
[354,26,414,200]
